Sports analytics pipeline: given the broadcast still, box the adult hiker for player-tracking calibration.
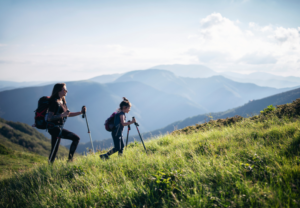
[47,83,86,163]
[100,97,136,159]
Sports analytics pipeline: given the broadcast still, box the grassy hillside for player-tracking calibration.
[0,144,46,179]
[0,118,70,178]
[74,86,300,152]
[1,100,300,207]
[0,117,69,157]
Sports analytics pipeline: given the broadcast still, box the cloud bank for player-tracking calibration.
[187,13,300,75]
[1,12,300,81]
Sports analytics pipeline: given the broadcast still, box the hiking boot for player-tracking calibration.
[67,158,74,163]
[100,153,109,160]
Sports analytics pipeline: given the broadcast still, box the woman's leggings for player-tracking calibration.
[107,134,124,156]
[48,127,80,163]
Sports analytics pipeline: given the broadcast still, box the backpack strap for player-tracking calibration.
[56,102,61,115]
[46,102,63,130]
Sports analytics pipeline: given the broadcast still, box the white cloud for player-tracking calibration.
[186,13,300,76]
[273,27,300,43]
[239,53,277,65]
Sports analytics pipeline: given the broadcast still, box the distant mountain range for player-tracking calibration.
[90,64,300,89]
[220,71,300,89]
[113,69,294,112]
[0,80,57,92]
[2,65,300,92]
[73,86,300,153]
[150,64,218,78]
[89,73,123,83]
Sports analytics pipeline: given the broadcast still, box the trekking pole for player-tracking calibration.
[126,120,131,148]
[132,117,147,153]
[82,106,95,154]
[49,117,67,163]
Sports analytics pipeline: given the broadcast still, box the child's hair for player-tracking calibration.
[119,97,131,111]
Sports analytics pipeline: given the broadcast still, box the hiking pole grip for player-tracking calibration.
[132,117,147,153]
[82,106,86,118]
[132,117,139,126]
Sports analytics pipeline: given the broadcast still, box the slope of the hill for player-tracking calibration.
[1,100,300,207]
[0,117,69,157]
[0,143,46,179]
[74,86,300,153]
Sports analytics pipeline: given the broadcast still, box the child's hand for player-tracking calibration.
[132,117,136,123]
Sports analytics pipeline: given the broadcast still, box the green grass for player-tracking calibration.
[0,144,47,179]
[1,113,300,207]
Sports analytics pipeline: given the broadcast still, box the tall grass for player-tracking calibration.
[1,115,300,207]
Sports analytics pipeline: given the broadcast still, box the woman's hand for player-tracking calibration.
[61,111,70,118]
[81,106,87,114]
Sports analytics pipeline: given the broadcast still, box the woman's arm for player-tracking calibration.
[67,106,86,117]
[120,115,136,126]
[47,111,69,121]
[68,112,82,117]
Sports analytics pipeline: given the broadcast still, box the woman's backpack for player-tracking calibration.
[104,112,116,132]
[34,96,51,129]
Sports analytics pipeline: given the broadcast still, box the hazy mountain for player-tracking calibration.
[0,81,206,145]
[115,69,293,112]
[220,72,300,88]
[0,80,57,92]
[154,86,300,134]
[73,86,300,153]
[148,64,300,88]
[88,65,300,89]
[150,64,218,78]
[89,73,123,83]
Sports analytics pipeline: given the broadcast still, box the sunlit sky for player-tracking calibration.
[0,0,300,81]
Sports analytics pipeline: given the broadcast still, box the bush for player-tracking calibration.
[0,144,13,155]
[260,105,276,116]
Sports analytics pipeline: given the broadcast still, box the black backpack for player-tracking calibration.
[34,96,51,129]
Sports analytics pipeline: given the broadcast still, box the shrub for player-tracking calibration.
[0,144,13,155]
[260,105,276,116]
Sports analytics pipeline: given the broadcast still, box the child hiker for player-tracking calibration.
[100,97,136,159]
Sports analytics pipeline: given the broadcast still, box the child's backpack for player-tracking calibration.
[104,112,116,132]
[34,96,51,129]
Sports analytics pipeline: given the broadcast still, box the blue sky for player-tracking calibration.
[0,0,299,81]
